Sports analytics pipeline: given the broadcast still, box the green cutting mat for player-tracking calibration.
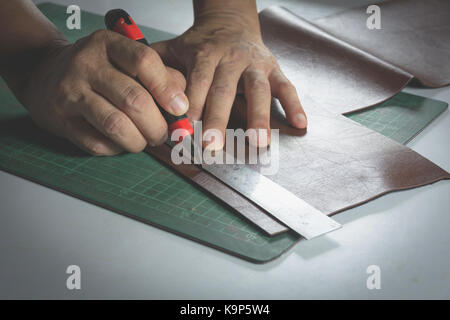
[0,3,447,263]
[0,78,297,263]
[346,92,448,144]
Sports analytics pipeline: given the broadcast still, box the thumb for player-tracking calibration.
[167,67,186,91]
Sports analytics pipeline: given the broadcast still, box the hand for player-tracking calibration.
[151,9,307,150]
[21,30,188,155]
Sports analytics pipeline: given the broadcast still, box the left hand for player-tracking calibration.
[151,11,307,150]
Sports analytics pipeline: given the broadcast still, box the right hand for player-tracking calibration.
[21,30,188,155]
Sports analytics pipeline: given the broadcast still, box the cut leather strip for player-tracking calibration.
[314,0,450,88]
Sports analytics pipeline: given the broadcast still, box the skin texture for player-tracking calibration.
[151,0,307,150]
[0,0,187,155]
[24,31,188,155]
[0,0,307,155]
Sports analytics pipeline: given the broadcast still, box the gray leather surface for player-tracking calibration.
[315,0,450,88]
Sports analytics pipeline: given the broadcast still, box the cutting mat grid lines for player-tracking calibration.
[0,137,266,246]
[346,92,448,144]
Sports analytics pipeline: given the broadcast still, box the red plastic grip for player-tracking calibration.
[169,118,194,143]
[106,9,194,142]
[113,17,145,41]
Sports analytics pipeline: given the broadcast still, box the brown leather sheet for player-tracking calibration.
[259,6,413,115]
[149,0,450,236]
[315,0,450,88]
[150,96,449,235]
[241,98,449,217]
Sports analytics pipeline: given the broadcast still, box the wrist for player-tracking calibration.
[11,38,70,104]
[193,0,260,33]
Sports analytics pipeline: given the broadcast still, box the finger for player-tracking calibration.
[167,67,187,91]
[65,117,123,156]
[104,32,189,116]
[202,62,246,150]
[185,57,219,121]
[150,40,183,71]
[91,67,168,146]
[269,69,307,129]
[243,68,272,147]
[79,91,147,153]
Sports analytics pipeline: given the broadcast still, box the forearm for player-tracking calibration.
[0,0,67,95]
[192,0,260,32]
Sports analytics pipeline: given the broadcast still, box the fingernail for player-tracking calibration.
[169,94,189,115]
[203,129,224,151]
[295,113,308,128]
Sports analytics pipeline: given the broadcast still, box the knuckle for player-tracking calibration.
[54,82,71,102]
[72,50,90,67]
[66,91,84,107]
[54,82,83,106]
[85,141,108,156]
[129,140,147,153]
[278,80,296,95]
[103,111,128,137]
[71,49,99,72]
[209,85,234,99]
[73,30,109,66]
[189,69,211,89]
[121,85,148,113]
[136,46,158,70]
[147,124,168,147]
[247,77,270,92]
[204,114,226,127]
[89,29,109,42]
[194,44,214,60]
[224,48,247,63]
[151,80,170,96]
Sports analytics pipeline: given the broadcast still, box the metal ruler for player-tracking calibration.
[168,138,342,240]
[202,162,341,240]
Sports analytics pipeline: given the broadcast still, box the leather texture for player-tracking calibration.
[315,0,450,88]
[233,97,449,217]
[259,6,413,115]
[149,0,450,236]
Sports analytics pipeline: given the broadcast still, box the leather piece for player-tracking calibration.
[314,0,450,88]
[231,97,450,216]
[259,6,413,115]
[149,94,449,235]
[148,1,450,236]
[253,1,449,213]
[253,1,450,214]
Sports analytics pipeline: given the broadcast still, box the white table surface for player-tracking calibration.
[0,0,448,299]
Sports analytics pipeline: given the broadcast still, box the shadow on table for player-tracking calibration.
[0,115,88,158]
